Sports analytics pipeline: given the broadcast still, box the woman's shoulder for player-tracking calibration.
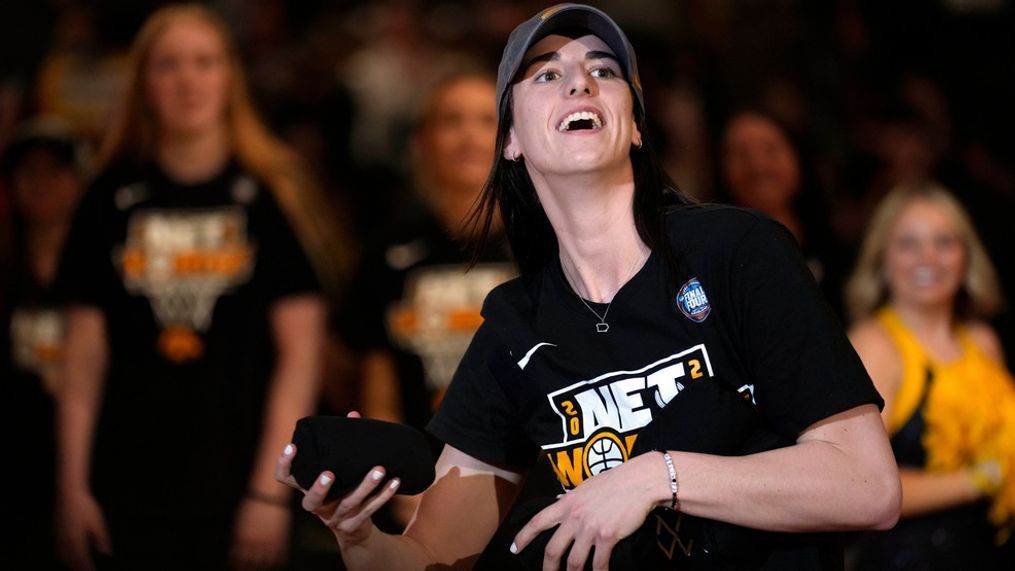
[848,317,903,386]
[664,203,765,228]
[663,203,792,257]
[848,317,897,353]
[963,319,1006,364]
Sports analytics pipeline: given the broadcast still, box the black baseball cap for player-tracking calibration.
[1,116,84,178]
[496,3,644,121]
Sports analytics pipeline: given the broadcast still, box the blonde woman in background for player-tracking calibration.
[54,5,341,570]
[847,183,1015,569]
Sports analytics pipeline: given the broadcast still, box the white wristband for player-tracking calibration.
[662,452,679,510]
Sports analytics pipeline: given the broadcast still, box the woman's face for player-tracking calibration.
[145,17,229,137]
[418,77,497,193]
[883,198,966,310]
[504,34,641,178]
[721,113,800,212]
[11,147,81,226]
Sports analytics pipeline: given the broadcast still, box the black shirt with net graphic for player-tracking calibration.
[429,205,883,569]
[55,159,319,517]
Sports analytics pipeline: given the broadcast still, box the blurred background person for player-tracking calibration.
[846,183,1015,569]
[53,5,341,570]
[718,107,848,316]
[0,116,86,570]
[338,71,514,528]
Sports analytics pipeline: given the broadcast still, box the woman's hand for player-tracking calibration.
[511,452,667,571]
[56,490,112,571]
[274,411,401,550]
[229,497,291,570]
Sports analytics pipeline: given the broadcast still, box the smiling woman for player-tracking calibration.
[847,183,1015,569]
[277,4,900,570]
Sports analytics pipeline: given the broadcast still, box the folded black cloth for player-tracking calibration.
[290,416,436,500]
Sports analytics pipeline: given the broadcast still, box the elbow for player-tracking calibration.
[864,465,902,531]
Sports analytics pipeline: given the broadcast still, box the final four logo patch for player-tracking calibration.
[677,278,711,322]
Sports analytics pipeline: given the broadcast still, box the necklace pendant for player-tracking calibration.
[596,322,610,333]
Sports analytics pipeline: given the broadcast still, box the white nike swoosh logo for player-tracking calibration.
[517,342,557,370]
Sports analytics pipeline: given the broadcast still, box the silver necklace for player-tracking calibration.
[560,254,645,333]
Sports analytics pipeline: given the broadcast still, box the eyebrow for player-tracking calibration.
[522,50,621,70]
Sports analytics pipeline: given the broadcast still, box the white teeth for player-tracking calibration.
[557,111,604,132]
[912,267,937,286]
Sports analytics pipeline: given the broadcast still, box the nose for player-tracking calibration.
[564,67,594,98]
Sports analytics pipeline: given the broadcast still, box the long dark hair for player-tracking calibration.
[467,84,692,276]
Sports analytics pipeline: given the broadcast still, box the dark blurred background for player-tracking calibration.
[2,0,1013,332]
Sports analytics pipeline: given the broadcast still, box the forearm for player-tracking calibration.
[898,467,982,517]
[667,440,897,532]
[340,527,438,571]
[58,308,108,497]
[248,356,321,496]
[663,407,900,532]
[248,296,325,497]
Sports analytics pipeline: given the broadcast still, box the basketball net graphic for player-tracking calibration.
[10,308,65,392]
[118,207,255,362]
[387,264,515,405]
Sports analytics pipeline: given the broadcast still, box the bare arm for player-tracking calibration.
[56,306,113,569]
[247,294,326,499]
[849,320,901,426]
[360,348,403,423]
[279,441,522,570]
[58,306,108,501]
[666,404,900,531]
[512,404,900,570]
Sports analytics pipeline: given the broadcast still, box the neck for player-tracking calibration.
[891,299,956,339]
[25,222,70,287]
[529,162,649,303]
[156,125,229,184]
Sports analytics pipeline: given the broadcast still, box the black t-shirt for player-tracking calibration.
[1,270,63,559]
[341,198,514,428]
[429,205,882,568]
[55,159,319,516]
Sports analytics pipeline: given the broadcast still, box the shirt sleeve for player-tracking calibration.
[250,187,322,302]
[53,184,120,310]
[729,215,883,438]
[427,320,537,468]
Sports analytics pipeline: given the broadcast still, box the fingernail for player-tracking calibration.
[319,474,333,486]
[283,444,293,456]
[509,542,518,554]
[372,470,383,481]
[389,479,400,490]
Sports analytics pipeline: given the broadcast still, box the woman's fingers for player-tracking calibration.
[330,466,388,519]
[564,530,595,571]
[512,501,561,555]
[591,540,614,571]
[540,522,576,571]
[274,443,302,490]
[336,477,401,533]
[347,410,362,419]
[301,471,337,514]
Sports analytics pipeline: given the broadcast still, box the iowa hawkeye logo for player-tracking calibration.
[543,345,714,489]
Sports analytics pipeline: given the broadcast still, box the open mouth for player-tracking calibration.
[558,111,604,132]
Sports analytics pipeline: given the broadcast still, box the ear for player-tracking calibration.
[631,120,643,149]
[503,126,521,161]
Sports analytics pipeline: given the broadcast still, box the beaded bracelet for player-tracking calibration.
[662,452,679,510]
